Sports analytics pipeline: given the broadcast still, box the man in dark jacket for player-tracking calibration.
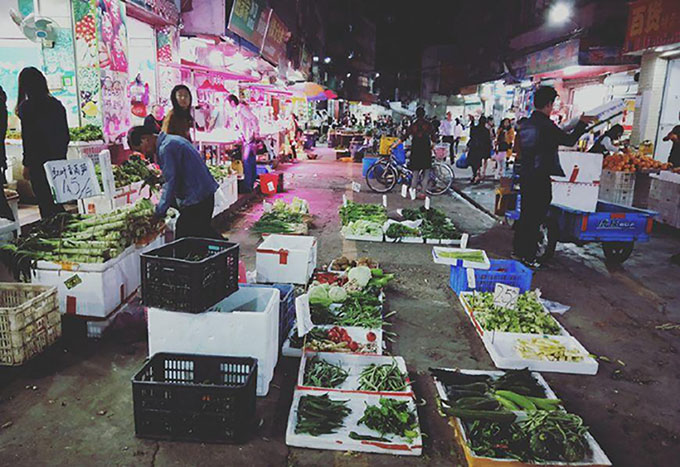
[127,126,220,239]
[513,86,593,267]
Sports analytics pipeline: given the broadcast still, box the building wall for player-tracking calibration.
[631,52,668,147]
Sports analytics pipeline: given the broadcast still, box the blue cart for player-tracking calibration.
[506,199,657,263]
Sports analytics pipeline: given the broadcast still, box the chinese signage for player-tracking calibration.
[513,39,580,77]
[624,0,680,53]
[262,12,289,65]
[228,0,271,49]
[45,159,101,203]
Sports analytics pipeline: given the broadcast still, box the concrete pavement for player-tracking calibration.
[0,147,678,466]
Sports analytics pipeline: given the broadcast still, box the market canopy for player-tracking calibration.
[179,59,260,83]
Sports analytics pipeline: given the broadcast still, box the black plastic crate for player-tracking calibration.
[241,283,295,352]
[141,237,239,313]
[132,353,257,443]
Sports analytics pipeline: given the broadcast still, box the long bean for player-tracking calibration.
[295,394,351,436]
[304,356,349,388]
[358,360,407,392]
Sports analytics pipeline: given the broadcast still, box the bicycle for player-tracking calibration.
[364,149,454,195]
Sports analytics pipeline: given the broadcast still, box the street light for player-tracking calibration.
[313,56,319,62]
[346,72,352,78]
[323,57,332,64]
[548,2,572,25]
[375,72,380,78]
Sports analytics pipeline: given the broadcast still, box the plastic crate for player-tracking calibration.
[141,237,239,313]
[132,353,257,443]
[241,283,295,352]
[449,259,532,294]
[0,284,61,366]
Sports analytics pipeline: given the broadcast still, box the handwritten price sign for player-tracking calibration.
[44,158,101,203]
[493,283,520,309]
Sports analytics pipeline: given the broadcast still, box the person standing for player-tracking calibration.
[392,107,434,198]
[16,67,68,219]
[495,118,515,178]
[127,126,219,239]
[513,86,593,267]
[663,125,680,168]
[467,116,492,184]
[439,111,455,163]
[0,86,15,221]
[162,84,194,141]
[588,124,624,154]
[453,117,464,158]
[143,104,164,134]
[227,94,260,192]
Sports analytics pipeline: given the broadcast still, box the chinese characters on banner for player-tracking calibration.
[262,12,289,65]
[624,0,680,53]
[228,0,271,49]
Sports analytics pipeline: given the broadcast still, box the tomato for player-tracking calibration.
[366,332,376,342]
[349,341,359,352]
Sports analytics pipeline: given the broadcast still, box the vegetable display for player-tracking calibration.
[252,197,311,234]
[603,151,671,172]
[436,250,486,263]
[294,326,379,354]
[339,201,387,226]
[0,199,164,281]
[402,206,461,239]
[465,411,591,463]
[358,361,408,392]
[113,155,163,192]
[207,165,233,181]
[515,337,586,362]
[385,223,420,239]
[465,291,562,335]
[69,124,103,142]
[295,394,351,436]
[330,256,379,272]
[304,356,349,388]
[340,220,383,237]
[358,398,419,442]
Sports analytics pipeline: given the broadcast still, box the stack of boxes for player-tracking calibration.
[551,151,603,212]
[648,172,680,228]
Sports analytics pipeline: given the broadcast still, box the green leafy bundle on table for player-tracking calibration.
[402,206,460,239]
[339,201,387,226]
[295,394,351,436]
[207,165,233,181]
[357,397,419,442]
[69,125,103,142]
[0,199,164,281]
[466,291,561,335]
[252,197,311,234]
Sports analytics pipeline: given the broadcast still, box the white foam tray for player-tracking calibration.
[286,390,422,456]
[341,233,385,242]
[458,293,598,375]
[297,351,412,396]
[432,246,490,269]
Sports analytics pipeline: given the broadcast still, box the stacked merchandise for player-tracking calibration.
[208,165,239,217]
[431,368,611,465]
[551,152,602,213]
[0,199,166,335]
[143,238,285,398]
[339,201,467,245]
[648,171,680,228]
[600,151,668,208]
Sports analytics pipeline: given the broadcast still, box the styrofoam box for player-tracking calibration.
[385,236,424,244]
[213,175,238,217]
[286,390,422,456]
[124,234,166,300]
[432,247,490,269]
[341,233,384,242]
[257,234,317,285]
[78,181,146,215]
[484,333,598,375]
[147,287,280,397]
[552,181,599,213]
[32,246,137,318]
[297,351,412,396]
[553,151,603,184]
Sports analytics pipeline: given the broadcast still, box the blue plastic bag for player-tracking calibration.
[456,152,468,169]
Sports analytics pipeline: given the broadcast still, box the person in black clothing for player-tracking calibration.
[391,107,435,199]
[0,86,15,221]
[588,124,624,154]
[468,116,492,184]
[143,104,164,134]
[513,86,594,267]
[663,125,680,168]
[17,67,69,219]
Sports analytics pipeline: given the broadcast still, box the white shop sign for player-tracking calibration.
[45,158,101,203]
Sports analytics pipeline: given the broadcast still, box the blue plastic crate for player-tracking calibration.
[449,259,532,294]
[240,283,295,352]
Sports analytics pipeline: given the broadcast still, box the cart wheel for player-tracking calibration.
[536,219,557,262]
[602,242,634,263]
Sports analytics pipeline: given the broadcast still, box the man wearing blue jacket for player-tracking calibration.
[127,126,219,239]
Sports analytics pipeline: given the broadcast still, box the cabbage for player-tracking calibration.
[328,285,347,303]
[347,266,372,288]
[341,220,383,237]
[309,283,330,305]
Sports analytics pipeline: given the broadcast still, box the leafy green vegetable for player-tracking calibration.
[69,124,103,142]
[304,356,349,388]
[358,398,419,442]
[385,223,420,239]
[466,292,561,335]
[358,360,408,392]
[295,394,351,436]
[339,201,387,226]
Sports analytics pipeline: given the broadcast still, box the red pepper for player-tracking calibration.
[349,341,359,352]
[366,331,376,342]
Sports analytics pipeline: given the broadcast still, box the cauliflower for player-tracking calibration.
[347,266,372,288]
[309,283,330,305]
[328,285,347,303]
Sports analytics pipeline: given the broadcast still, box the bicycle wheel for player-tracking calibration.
[366,160,398,193]
[426,162,454,195]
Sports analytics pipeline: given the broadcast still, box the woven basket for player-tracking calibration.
[0,284,61,366]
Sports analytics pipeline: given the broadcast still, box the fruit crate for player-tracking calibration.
[0,284,61,366]
[241,283,295,352]
[141,237,239,313]
[449,259,532,294]
[132,353,257,443]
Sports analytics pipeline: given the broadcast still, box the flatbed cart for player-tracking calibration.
[506,199,657,264]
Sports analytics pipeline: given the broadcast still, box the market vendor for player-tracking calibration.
[588,124,624,154]
[227,94,260,192]
[127,126,220,239]
[513,86,595,268]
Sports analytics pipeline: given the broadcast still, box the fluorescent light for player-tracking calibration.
[375,72,380,78]
[548,2,572,25]
[324,57,331,64]
[313,56,319,62]
[346,72,351,78]
[661,49,680,58]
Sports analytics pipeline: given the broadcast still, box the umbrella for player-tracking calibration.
[290,82,325,97]
[324,89,337,99]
